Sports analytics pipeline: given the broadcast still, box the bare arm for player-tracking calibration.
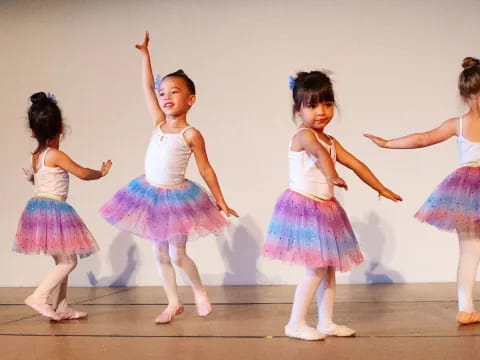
[47,149,112,180]
[135,32,165,126]
[334,138,402,202]
[297,130,348,189]
[185,129,238,217]
[364,118,457,149]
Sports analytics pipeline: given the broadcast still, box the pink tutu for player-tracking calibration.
[263,189,364,272]
[14,197,98,258]
[99,176,228,244]
[415,166,480,233]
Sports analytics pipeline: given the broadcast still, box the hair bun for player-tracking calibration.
[30,92,48,105]
[462,57,480,70]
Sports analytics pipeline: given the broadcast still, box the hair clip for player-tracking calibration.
[154,74,162,90]
[46,92,57,103]
[288,76,295,90]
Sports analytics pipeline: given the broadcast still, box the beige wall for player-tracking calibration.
[1,0,479,286]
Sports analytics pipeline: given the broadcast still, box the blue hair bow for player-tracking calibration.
[46,92,57,103]
[154,74,162,90]
[288,76,295,90]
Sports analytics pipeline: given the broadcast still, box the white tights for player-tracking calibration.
[457,232,480,312]
[288,267,336,328]
[155,237,206,307]
[31,254,77,309]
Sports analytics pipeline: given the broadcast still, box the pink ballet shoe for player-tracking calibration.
[24,296,61,321]
[456,311,480,325]
[55,307,88,321]
[194,292,212,317]
[154,305,184,324]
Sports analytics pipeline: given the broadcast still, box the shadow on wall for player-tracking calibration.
[203,214,280,286]
[87,232,138,287]
[349,212,404,284]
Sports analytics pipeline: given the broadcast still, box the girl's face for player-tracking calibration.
[299,101,334,130]
[157,77,196,116]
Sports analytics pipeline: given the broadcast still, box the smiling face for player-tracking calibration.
[299,101,334,130]
[157,76,196,116]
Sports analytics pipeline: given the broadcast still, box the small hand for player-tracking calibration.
[217,202,239,218]
[135,31,150,53]
[379,188,403,202]
[101,160,113,177]
[328,176,348,190]
[22,168,34,183]
[364,134,388,148]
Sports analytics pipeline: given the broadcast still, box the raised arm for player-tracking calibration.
[184,128,238,217]
[135,32,165,126]
[47,149,112,180]
[297,130,348,189]
[364,118,458,149]
[334,138,402,202]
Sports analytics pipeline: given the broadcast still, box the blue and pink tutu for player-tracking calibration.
[263,189,364,272]
[99,176,228,244]
[415,166,480,233]
[14,197,98,258]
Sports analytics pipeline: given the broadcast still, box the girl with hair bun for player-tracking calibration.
[15,92,112,321]
[366,57,480,325]
[263,70,402,341]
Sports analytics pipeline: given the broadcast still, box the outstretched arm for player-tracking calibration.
[364,118,457,149]
[135,31,165,126]
[334,138,402,202]
[48,149,112,180]
[185,129,238,217]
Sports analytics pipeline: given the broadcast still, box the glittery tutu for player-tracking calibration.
[99,176,228,244]
[14,197,98,258]
[263,189,364,271]
[415,166,480,233]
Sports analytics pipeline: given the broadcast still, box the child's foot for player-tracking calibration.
[154,305,184,324]
[285,324,326,341]
[317,324,356,337]
[55,307,88,320]
[194,290,212,317]
[24,296,61,321]
[456,311,480,325]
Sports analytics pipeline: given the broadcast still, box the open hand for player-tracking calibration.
[217,202,239,218]
[101,160,113,177]
[135,31,150,53]
[379,188,403,202]
[328,176,348,190]
[364,134,388,148]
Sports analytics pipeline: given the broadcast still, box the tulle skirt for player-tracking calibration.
[415,166,480,233]
[99,176,228,244]
[14,196,98,258]
[263,189,364,272]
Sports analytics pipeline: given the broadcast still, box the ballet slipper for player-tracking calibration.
[456,311,480,325]
[194,291,212,317]
[317,324,356,337]
[55,307,88,320]
[24,296,61,321]
[154,305,184,324]
[285,324,326,341]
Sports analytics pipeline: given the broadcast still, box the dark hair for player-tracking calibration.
[163,69,196,94]
[28,92,63,153]
[459,57,480,101]
[291,70,335,115]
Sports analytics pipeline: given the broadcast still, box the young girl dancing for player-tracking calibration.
[264,71,402,340]
[15,92,112,320]
[366,57,480,325]
[100,32,237,324]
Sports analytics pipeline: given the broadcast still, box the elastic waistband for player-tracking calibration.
[145,177,188,189]
[289,187,332,202]
[35,192,66,201]
[461,162,480,168]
